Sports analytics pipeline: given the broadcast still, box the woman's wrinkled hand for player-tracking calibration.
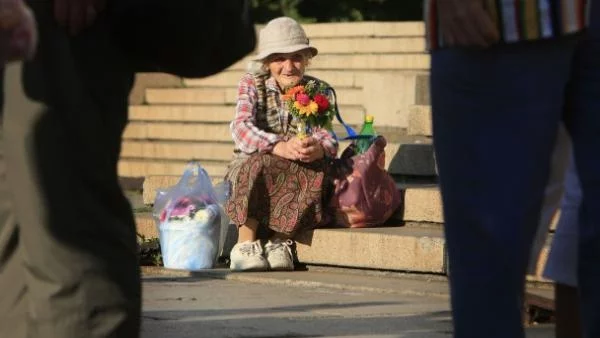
[272,136,324,163]
[297,136,324,163]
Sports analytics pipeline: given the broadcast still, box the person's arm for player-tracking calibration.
[230,74,283,154]
[436,0,499,47]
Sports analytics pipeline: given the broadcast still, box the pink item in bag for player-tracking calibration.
[329,136,403,228]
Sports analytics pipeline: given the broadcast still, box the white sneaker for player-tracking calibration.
[264,239,294,271]
[229,240,269,271]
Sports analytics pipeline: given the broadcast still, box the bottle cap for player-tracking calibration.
[365,115,374,123]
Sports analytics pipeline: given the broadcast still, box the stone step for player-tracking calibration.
[237,22,423,43]
[401,185,443,223]
[301,21,425,38]
[120,134,436,179]
[183,70,429,91]
[183,71,251,88]
[123,120,366,143]
[121,132,433,163]
[145,87,365,106]
[123,105,422,143]
[213,36,425,58]
[294,226,446,273]
[129,73,183,105]
[136,212,157,240]
[128,104,366,126]
[123,121,233,142]
[121,140,234,162]
[118,159,227,180]
[226,53,430,72]
[408,105,432,137]
[129,105,235,123]
[309,36,426,54]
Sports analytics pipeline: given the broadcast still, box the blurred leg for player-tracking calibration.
[565,4,600,336]
[0,3,141,336]
[431,38,576,338]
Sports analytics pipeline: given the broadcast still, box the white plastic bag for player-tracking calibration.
[153,162,228,270]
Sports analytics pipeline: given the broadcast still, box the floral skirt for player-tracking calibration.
[225,153,331,236]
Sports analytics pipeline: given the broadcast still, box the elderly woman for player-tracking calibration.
[224,17,338,272]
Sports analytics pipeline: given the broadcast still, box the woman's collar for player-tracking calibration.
[265,76,280,92]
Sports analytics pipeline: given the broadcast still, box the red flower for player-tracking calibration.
[313,94,330,113]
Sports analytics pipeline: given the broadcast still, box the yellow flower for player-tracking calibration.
[293,100,319,116]
[309,101,319,114]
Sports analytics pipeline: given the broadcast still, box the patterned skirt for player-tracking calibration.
[225,153,332,236]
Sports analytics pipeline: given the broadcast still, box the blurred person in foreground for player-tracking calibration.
[425,0,600,337]
[0,0,254,336]
[0,0,141,336]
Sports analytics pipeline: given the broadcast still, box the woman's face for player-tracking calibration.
[265,51,308,90]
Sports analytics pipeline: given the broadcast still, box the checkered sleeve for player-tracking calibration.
[230,74,283,154]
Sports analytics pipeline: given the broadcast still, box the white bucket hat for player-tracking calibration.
[253,17,318,61]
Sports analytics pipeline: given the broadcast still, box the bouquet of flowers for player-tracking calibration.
[282,80,335,139]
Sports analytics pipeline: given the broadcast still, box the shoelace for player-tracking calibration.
[239,242,261,256]
[266,239,293,255]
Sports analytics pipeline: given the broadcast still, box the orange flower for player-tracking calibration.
[282,85,305,101]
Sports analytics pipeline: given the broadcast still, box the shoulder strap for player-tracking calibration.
[329,87,373,141]
[253,72,268,114]
[328,87,357,139]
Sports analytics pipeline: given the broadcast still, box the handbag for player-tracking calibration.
[328,95,403,228]
[108,0,256,78]
[329,136,403,228]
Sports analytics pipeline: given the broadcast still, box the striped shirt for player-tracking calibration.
[425,0,590,49]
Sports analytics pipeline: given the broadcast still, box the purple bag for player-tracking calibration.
[329,136,403,228]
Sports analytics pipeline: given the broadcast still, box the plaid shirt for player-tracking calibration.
[425,0,590,49]
[230,73,338,158]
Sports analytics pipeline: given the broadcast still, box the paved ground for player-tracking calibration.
[141,268,554,338]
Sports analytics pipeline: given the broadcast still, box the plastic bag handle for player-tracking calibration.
[175,166,196,188]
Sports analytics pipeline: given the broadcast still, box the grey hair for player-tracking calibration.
[246,60,268,75]
[247,49,313,76]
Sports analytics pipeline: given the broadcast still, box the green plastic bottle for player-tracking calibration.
[356,114,376,154]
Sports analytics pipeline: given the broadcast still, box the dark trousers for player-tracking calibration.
[0,2,140,337]
[431,7,600,338]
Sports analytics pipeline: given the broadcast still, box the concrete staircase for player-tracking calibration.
[122,21,552,282]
